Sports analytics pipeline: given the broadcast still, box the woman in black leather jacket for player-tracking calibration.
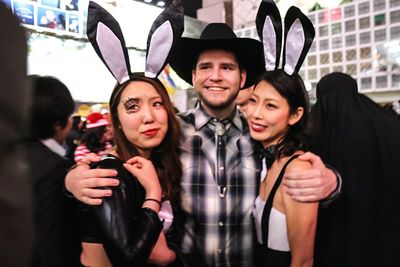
[78,1,185,266]
[80,75,184,267]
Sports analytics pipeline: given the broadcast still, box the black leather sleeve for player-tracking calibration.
[320,164,342,208]
[91,156,163,267]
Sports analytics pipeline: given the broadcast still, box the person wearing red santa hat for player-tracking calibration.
[74,112,113,163]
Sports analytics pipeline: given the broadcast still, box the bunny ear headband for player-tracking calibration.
[256,0,315,76]
[86,0,184,84]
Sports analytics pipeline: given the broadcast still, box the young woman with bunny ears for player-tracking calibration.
[249,2,318,266]
[77,1,185,266]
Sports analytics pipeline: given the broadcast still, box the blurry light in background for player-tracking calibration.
[277,0,342,15]
[304,80,313,92]
[384,40,400,54]
[156,1,165,7]
[318,0,342,9]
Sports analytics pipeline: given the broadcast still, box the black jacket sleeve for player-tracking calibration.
[91,156,163,267]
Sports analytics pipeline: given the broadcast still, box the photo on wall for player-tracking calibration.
[65,0,78,11]
[2,0,82,36]
[40,0,58,8]
[40,0,78,11]
[38,6,66,30]
[68,13,79,33]
[13,1,35,25]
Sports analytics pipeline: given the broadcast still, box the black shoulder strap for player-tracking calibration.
[261,154,299,245]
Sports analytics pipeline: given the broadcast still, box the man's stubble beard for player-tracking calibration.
[197,90,239,111]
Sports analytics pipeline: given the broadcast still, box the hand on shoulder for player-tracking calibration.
[65,153,119,205]
[282,151,338,202]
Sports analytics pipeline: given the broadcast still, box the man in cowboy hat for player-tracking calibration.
[167,22,340,266]
[64,22,340,266]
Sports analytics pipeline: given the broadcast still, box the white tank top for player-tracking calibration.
[253,196,290,251]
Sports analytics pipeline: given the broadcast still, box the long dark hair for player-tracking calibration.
[256,69,310,158]
[109,73,182,206]
[80,126,107,153]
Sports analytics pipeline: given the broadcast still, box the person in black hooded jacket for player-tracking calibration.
[309,72,400,266]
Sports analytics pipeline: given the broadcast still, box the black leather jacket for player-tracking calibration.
[80,155,163,267]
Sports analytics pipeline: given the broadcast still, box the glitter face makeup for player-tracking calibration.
[122,98,140,114]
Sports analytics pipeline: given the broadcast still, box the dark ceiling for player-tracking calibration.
[134,0,202,18]
[182,0,202,18]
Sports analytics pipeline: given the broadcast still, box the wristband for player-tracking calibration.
[144,198,161,207]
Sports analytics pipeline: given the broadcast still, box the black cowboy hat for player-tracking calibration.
[169,23,265,89]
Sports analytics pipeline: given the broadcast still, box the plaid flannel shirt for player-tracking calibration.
[178,105,261,267]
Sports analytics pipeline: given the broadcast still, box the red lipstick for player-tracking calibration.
[142,128,159,137]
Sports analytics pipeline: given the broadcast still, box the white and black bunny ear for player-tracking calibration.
[256,0,282,71]
[87,1,131,84]
[282,6,315,75]
[145,0,184,78]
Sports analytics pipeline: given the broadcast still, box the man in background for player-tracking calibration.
[235,85,254,115]
[26,75,81,266]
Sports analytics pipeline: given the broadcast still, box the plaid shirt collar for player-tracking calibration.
[193,102,243,132]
